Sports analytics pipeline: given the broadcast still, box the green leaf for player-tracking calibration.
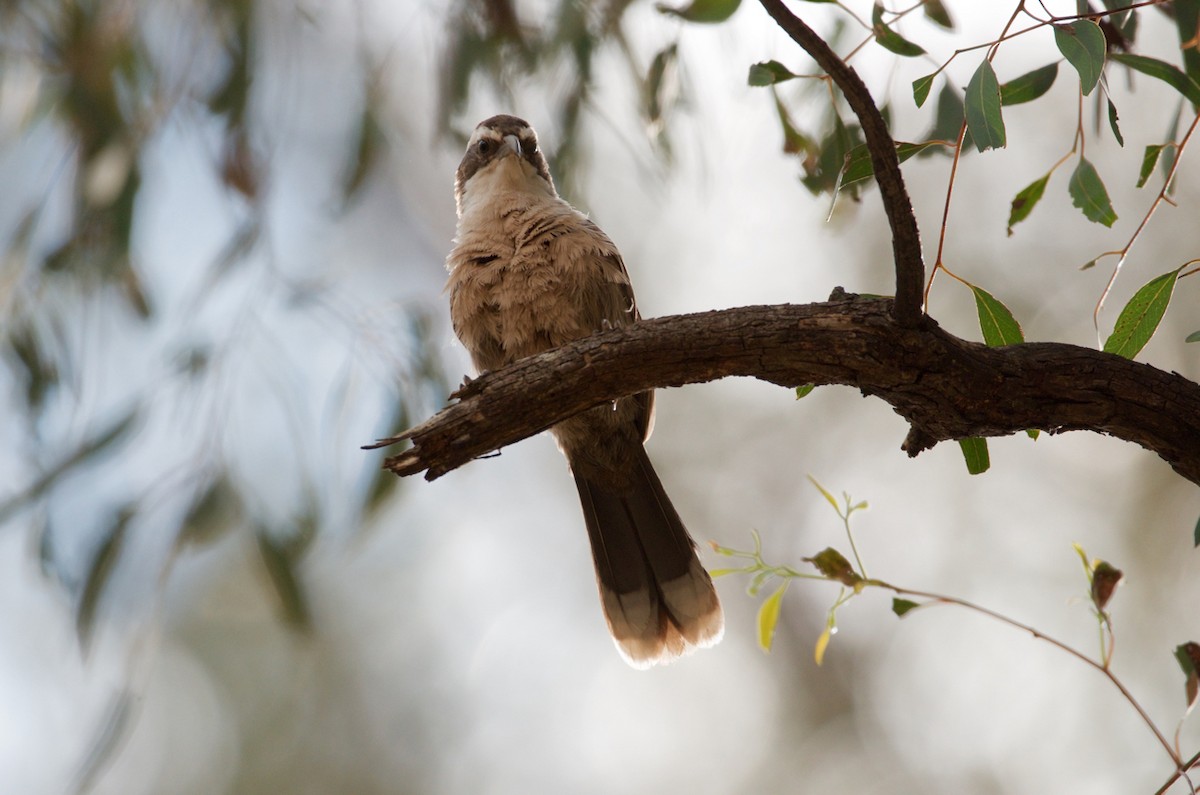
[971,286,1025,346]
[1138,144,1166,188]
[77,506,134,650]
[807,476,840,513]
[256,527,312,630]
[644,43,679,126]
[1176,642,1200,712]
[0,407,140,527]
[342,103,383,203]
[177,475,240,549]
[923,0,953,29]
[959,437,990,475]
[1106,98,1124,146]
[795,384,815,399]
[965,60,1006,152]
[1102,268,1181,359]
[1054,21,1106,96]
[772,93,815,156]
[1173,2,1200,95]
[1000,63,1059,105]
[892,598,920,616]
[1111,53,1200,106]
[924,83,968,148]
[806,547,861,586]
[1069,157,1117,227]
[840,140,944,188]
[1176,642,1200,676]
[656,0,740,22]
[1007,172,1051,235]
[800,115,863,197]
[757,583,787,652]
[913,73,936,107]
[872,3,926,56]
[1187,331,1200,344]
[749,60,799,86]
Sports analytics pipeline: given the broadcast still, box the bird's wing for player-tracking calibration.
[570,216,655,442]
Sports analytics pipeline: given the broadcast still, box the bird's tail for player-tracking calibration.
[573,448,723,668]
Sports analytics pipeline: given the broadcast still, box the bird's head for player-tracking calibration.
[454,115,557,217]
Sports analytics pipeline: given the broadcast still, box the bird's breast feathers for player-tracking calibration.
[447,168,632,370]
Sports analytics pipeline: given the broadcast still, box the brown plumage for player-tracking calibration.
[446,114,723,667]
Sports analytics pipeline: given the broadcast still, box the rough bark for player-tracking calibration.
[371,295,1200,487]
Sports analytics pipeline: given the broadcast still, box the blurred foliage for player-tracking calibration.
[0,0,702,658]
[438,0,689,196]
[0,0,452,646]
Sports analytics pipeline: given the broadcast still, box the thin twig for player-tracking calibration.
[1094,109,1200,334]
[1155,747,1200,795]
[880,582,1182,768]
[926,3,1025,301]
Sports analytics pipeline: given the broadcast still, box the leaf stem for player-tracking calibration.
[1154,747,1200,795]
[926,4,1025,304]
[1094,109,1200,335]
[878,581,1182,768]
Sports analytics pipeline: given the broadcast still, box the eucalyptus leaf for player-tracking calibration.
[871,3,926,56]
[913,73,936,107]
[1068,158,1117,227]
[1007,172,1051,235]
[971,286,1025,346]
[1000,63,1058,105]
[749,60,798,86]
[1102,268,1180,359]
[1054,20,1106,96]
[1106,98,1124,146]
[758,583,787,651]
[965,60,1005,152]
[959,437,990,475]
[77,507,134,650]
[923,0,953,29]
[1111,53,1200,106]
[1138,144,1166,188]
[840,140,944,188]
[257,527,313,629]
[656,0,741,23]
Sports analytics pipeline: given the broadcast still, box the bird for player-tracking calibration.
[445,114,723,668]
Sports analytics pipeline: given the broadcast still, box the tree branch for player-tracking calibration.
[756,0,926,327]
[368,296,1200,487]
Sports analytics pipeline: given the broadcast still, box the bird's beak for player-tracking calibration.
[502,134,522,157]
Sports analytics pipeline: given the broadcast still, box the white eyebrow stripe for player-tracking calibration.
[466,127,505,147]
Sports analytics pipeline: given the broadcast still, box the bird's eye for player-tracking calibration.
[525,140,538,155]
[477,139,492,155]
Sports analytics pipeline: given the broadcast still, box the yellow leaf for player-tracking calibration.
[758,583,787,652]
[806,475,839,511]
[814,625,832,666]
